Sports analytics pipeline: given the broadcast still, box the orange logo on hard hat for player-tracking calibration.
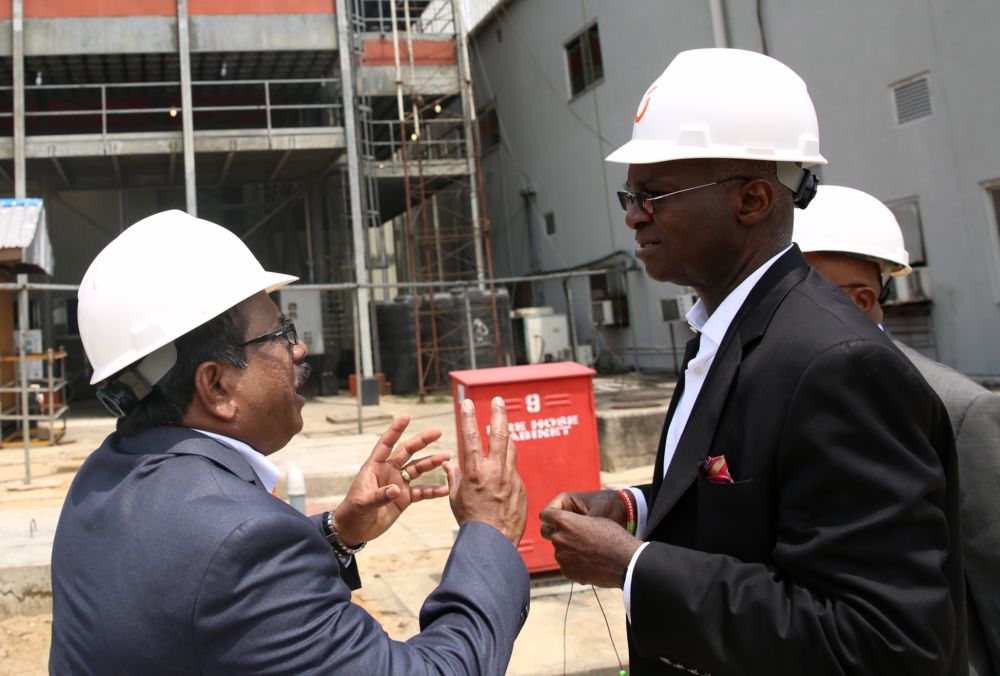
[634,85,657,123]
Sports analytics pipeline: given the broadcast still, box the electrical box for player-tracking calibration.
[886,266,933,304]
[511,307,570,364]
[450,362,601,573]
[591,299,615,326]
[279,288,325,355]
[660,293,698,322]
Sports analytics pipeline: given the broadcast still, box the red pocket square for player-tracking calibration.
[699,454,734,484]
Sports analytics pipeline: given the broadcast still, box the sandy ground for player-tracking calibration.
[0,613,50,676]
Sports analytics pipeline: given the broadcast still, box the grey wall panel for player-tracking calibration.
[24,17,177,55]
[189,15,337,52]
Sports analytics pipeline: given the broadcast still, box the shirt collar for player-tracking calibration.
[191,428,280,493]
[686,245,793,349]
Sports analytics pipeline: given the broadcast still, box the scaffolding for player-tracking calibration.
[347,0,504,397]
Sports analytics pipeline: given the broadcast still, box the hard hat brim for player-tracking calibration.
[605,139,827,166]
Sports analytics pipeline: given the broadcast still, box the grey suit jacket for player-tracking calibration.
[50,427,529,675]
[895,340,1000,676]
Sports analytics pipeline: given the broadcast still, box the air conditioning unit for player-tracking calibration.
[888,266,932,304]
[592,299,615,326]
[661,293,698,322]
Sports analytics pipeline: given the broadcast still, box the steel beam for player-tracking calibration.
[51,157,70,186]
[177,0,197,216]
[110,155,122,185]
[269,149,292,181]
[219,150,234,183]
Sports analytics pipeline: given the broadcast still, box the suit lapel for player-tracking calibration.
[646,247,810,532]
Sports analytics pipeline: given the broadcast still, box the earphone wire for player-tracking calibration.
[561,580,626,675]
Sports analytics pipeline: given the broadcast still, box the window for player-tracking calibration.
[565,24,603,97]
[887,198,927,265]
[544,211,556,236]
[478,101,500,153]
[892,74,932,125]
[989,186,1000,240]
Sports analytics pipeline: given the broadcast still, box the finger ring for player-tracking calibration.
[400,468,412,483]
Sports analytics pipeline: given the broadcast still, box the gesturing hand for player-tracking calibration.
[444,397,527,546]
[333,415,449,545]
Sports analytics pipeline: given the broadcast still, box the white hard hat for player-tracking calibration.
[79,210,297,386]
[793,185,911,276]
[607,48,825,166]
[606,49,826,206]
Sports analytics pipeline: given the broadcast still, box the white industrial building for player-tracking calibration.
[469,0,1000,378]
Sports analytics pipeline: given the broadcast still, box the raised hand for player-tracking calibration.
[444,397,527,546]
[333,415,449,545]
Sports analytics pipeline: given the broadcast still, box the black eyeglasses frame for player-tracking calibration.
[237,318,298,349]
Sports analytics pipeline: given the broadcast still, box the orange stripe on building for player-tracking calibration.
[362,39,456,66]
[4,0,333,19]
[189,0,333,15]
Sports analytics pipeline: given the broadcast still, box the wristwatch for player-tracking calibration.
[322,510,367,558]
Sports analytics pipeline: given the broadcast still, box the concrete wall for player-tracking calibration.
[0,14,337,56]
[472,0,1000,377]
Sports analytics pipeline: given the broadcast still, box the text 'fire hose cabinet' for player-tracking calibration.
[450,362,602,573]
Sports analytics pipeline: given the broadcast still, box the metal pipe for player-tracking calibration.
[12,0,25,198]
[336,0,375,378]
[563,277,579,363]
[0,268,609,295]
[177,0,197,216]
[454,0,487,287]
[17,274,30,483]
[463,291,477,370]
[709,0,730,48]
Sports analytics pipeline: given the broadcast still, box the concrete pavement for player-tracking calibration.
[0,379,668,674]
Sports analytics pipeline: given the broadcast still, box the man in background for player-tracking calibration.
[794,184,1000,676]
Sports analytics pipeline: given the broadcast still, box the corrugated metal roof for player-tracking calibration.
[0,198,54,275]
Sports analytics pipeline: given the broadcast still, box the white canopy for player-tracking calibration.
[0,198,53,275]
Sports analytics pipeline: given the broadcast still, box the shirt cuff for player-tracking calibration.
[623,541,651,623]
[626,487,648,539]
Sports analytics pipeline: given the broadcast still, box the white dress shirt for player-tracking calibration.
[623,245,792,619]
[192,428,280,494]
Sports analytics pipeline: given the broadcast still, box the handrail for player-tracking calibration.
[0,77,345,135]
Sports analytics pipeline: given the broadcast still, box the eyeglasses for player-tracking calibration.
[616,176,750,215]
[238,318,298,349]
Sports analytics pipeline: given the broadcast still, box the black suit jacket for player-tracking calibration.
[628,248,966,675]
[50,427,529,675]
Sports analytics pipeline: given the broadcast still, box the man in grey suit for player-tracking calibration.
[794,184,1000,676]
[50,210,529,674]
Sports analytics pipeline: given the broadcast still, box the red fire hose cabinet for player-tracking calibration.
[449,362,602,573]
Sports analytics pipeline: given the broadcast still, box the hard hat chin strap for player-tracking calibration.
[777,162,819,209]
[96,343,177,419]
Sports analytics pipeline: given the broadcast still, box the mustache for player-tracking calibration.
[294,362,312,389]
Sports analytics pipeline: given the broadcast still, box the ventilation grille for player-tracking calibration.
[893,76,932,124]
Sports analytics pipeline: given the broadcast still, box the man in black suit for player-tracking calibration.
[541,49,965,675]
[51,210,529,674]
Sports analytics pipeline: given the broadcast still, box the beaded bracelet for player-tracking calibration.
[617,489,637,536]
